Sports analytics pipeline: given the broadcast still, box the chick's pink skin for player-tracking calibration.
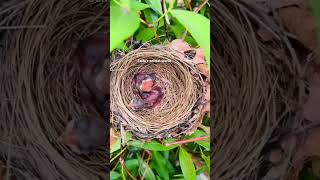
[129,96,145,111]
[75,33,109,103]
[133,73,157,92]
[143,86,163,107]
[59,117,106,154]
[140,78,154,92]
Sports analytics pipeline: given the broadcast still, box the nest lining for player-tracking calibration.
[111,46,207,139]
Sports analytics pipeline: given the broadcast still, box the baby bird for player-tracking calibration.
[140,73,156,92]
[133,73,157,92]
[59,116,106,155]
[129,96,145,111]
[75,33,109,114]
[142,86,163,108]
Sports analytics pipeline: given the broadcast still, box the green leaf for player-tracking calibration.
[186,130,210,150]
[170,9,210,63]
[119,0,131,8]
[110,171,121,180]
[144,9,159,24]
[111,138,121,153]
[138,155,156,180]
[131,1,151,12]
[110,0,140,51]
[170,23,186,38]
[136,27,156,42]
[179,147,196,180]
[168,0,175,9]
[145,0,162,15]
[151,151,170,180]
[125,159,140,177]
[130,140,178,151]
[201,153,210,174]
[184,35,198,48]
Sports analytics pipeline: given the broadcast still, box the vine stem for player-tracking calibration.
[161,0,169,40]
[164,136,209,146]
[181,0,209,40]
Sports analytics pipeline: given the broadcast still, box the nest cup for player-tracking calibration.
[212,1,305,180]
[111,46,206,139]
[0,1,108,180]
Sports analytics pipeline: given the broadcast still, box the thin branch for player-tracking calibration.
[181,0,209,40]
[164,136,209,146]
[140,19,153,28]
[110,147,127,163]
[194,0,208,13]
[161,0,169,40]
[183,0,192,11]
[141,150,152,180]
[119,157,137,180]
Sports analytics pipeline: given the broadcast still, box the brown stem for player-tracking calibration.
[181,0,208,40]
[194,0,208,13]
[140,18,153,28]
[119,157,137,180]
[141,150,152,180]
[161,0,169,40]
[164,136,209,146]
[183,0,192,11]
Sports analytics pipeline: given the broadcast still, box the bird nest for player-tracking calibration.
[0,1,107,179]
[212,1,306,180]
[111,46,207,139]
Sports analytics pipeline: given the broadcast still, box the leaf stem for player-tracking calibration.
[194,0,208,13]
[164,136,209,146]
[181,0,208,40]
[161,0,169,40]
[110,146,127,163]
[119,157,137,180]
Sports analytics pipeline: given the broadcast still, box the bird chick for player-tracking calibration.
[59,116,106,155]
[75,33,109,114]
[133,73,157,92]
[142,86,163,108]
[139,73,156,92]
[129,96,145,111]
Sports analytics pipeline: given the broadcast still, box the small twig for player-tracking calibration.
[161,0,169,40]
[141,150,152,180]
[164,136,209,146]
[119,157,137,180]
[181,0,208,40]
[194,0,208,13]
[183,0,192,11]
[140,19,153,28]
[110,147,127,163]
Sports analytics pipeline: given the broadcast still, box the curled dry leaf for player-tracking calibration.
[268,148,284,165]
[110,128,117,149]
[268,0,303,10]
[293,127,320,167]
[277,4,318,50]
[167,39,191,54]
[193,49,206,65]
[283,127,320,180]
